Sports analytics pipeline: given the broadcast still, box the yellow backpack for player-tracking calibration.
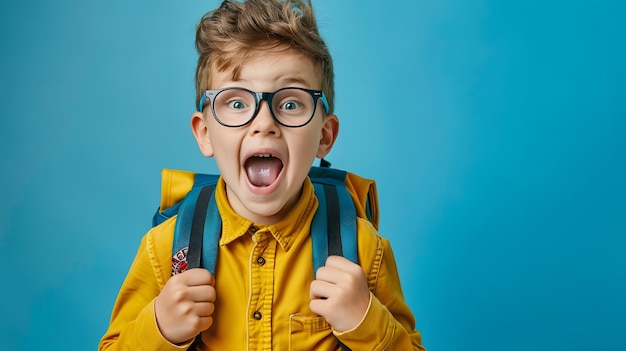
[152,165,379,276]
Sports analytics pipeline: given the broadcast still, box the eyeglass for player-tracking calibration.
[198,87,329,128]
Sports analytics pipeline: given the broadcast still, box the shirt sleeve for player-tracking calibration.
[99,223,194,351]
[335,223,426,350]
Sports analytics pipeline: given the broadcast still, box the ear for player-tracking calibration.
[191,111,214,157]
[316,113,339,158]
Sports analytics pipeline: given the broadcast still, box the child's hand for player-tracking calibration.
[155,268,216,344]
[309,256,370,332]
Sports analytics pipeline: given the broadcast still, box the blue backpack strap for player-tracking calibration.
[199,188,222,274]
[171,174,221,275]
[172,186,202,266]
[186,185,223,274]
[154,173,220,227]
[310,167,358,277]
[311,165,355,351]
[153,202,182,227]
[186,186,213,269]
[311,183,330,275]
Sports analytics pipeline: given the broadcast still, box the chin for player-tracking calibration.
[245,204,286,224]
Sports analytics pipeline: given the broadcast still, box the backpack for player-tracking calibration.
[152,164,379,349]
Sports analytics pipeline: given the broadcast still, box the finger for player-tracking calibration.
[309,279,336,300]
[324,256,364,279]
[195,301,215,317]
[315,264,345,284]
[309,298,328,316]
[196,315,214,332]
[187,285,217,302]
[325,255,358,269]
[182,268,215,286]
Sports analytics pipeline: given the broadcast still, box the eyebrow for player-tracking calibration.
[278,76,312,86]
[237,77,312,86]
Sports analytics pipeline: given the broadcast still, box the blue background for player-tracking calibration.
[1,0,625,350]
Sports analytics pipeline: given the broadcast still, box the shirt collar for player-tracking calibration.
[215,177,317,251]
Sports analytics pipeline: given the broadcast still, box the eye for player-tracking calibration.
[228,100,247,110]
[282,101,301,111]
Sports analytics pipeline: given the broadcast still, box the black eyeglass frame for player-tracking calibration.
[198,87,330,128]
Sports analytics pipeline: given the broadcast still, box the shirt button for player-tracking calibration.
[253,311,262,320]
[257,257,266,266]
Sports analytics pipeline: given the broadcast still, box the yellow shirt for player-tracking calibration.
[100,178,425,350]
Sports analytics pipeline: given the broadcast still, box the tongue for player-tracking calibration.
[246,157,282,187]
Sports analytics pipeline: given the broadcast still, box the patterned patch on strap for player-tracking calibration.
[172,247,189,275]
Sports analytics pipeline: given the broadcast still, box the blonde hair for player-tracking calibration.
[195,0,335,113]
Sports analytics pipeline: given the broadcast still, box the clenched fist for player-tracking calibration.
[155,268,216,344]
[309,256,371,332]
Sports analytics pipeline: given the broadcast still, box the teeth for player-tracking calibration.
[255,153,273,158]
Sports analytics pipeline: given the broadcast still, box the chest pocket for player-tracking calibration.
[289,314,339,351]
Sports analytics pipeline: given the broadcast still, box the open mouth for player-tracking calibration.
[244,153,284,187]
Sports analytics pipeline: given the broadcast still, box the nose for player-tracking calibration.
[249,100,280,136]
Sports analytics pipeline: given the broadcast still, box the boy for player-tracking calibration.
[99,0,425,350]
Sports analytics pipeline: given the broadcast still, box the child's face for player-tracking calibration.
[191,49,338,224]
